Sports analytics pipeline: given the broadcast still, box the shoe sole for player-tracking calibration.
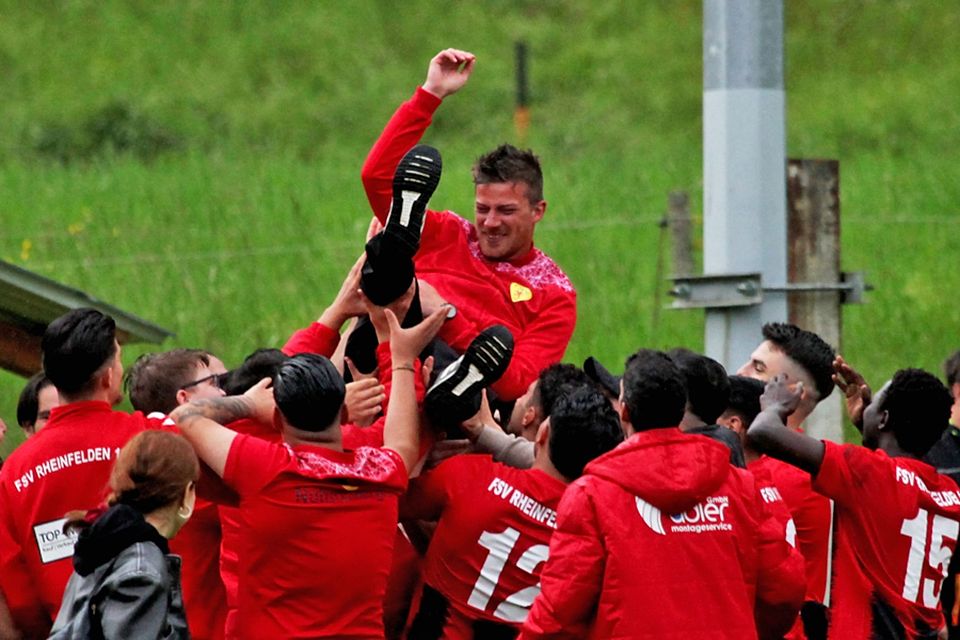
[385,144,442,256]
[426,325,514,423]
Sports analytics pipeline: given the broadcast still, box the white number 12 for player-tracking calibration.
[467,527,549,622]
[900,508,959,607]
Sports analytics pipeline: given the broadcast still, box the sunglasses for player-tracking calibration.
[179,373,222,391]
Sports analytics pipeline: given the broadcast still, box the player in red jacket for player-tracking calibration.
[357,48,576,403]
[521,349,805,639]
[749,367,960,639]
[0,308,172,637]
[402,382,623,638]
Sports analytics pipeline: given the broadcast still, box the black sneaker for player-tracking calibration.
[384,144,442,256]
[425,325,514,427]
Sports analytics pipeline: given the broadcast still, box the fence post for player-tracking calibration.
[668,191,694,276]
[787,158,843,442]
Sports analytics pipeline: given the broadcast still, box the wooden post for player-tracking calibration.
[514,41,530,145]
[787,158,842,442]
[0,322,42,377]
[668,191,694,276]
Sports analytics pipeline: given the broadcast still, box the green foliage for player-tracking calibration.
[2,0,960,455]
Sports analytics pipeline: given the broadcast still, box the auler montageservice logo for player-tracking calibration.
[635,495,733,535]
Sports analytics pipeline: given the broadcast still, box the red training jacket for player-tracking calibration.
[520,428,805,639]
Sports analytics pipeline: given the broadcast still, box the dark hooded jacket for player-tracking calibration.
[48,504,188,639]
[521,428,804,639]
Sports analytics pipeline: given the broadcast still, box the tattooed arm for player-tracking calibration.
[170,378,276,477]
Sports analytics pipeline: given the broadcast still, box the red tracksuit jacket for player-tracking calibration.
[521,428,806,639]
[362,87,577,401]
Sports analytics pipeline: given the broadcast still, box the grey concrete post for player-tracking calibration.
[703,0,788,370]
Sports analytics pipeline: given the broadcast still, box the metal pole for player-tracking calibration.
[703,0,787,370]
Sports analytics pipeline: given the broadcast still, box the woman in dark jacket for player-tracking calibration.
[49,430,199,639]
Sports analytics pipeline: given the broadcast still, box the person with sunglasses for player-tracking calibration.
[125,348,229,640]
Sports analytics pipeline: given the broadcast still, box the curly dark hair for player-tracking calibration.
[761,323,836,401]
[880,368,952,457]
[534,364,594,419]
[725,375,766,427]
[667,348,730,424]
[622,349,687,431]
[548,384,624,479]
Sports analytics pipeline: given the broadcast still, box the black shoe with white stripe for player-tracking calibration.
[425,325,514,428]
[385,144,442,257]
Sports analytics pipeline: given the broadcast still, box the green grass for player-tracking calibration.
[2,0,960,455]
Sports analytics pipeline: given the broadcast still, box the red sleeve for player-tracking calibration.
[222,434,290,496]
[400,456,462,522]
[813,441,873,510]
[361,87,443,222]
[282,321,340,357]
[520,480,602,639]
[745,475,806,639]
[771,459,832,605]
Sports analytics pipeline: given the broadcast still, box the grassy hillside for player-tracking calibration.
[2,0,959,455]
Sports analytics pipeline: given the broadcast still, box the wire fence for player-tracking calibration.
[3,212,959,270]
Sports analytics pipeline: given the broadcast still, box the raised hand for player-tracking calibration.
[319,253,367,329]
[344,375,385,427]
[760,374,803,422]
[242,377,277,426]
[461,389,497,442]
[422,48,477,100]
[385,306,448,366]
[832,355,872,429]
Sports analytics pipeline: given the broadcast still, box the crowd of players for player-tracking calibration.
[2,47,960,639]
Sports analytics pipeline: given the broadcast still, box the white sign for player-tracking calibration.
[33,518,78,564]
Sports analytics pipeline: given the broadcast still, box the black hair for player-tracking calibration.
[724,375,766,427]
[17,372,54,428]
[220,348,289,396]
[472,144,544,203]
[548,383,624,480]
[535,364,595,419]
[667,348,730,424]
[944,351,960,388]
[126,349,210,414]
[622,349,687,431]
[880,368,952,457]
[41,308,118,395]
[273,353,345,432]
[761,323,836,401]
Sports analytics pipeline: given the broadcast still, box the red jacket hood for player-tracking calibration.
[584,428,732,514]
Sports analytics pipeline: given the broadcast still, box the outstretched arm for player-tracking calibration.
[747,375,826,476]
[361,48,476,221]
[170,379,275,477]
[370,302,448,473]
[283,253,367,357]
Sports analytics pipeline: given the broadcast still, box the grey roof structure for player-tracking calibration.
[0,260,173,376]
